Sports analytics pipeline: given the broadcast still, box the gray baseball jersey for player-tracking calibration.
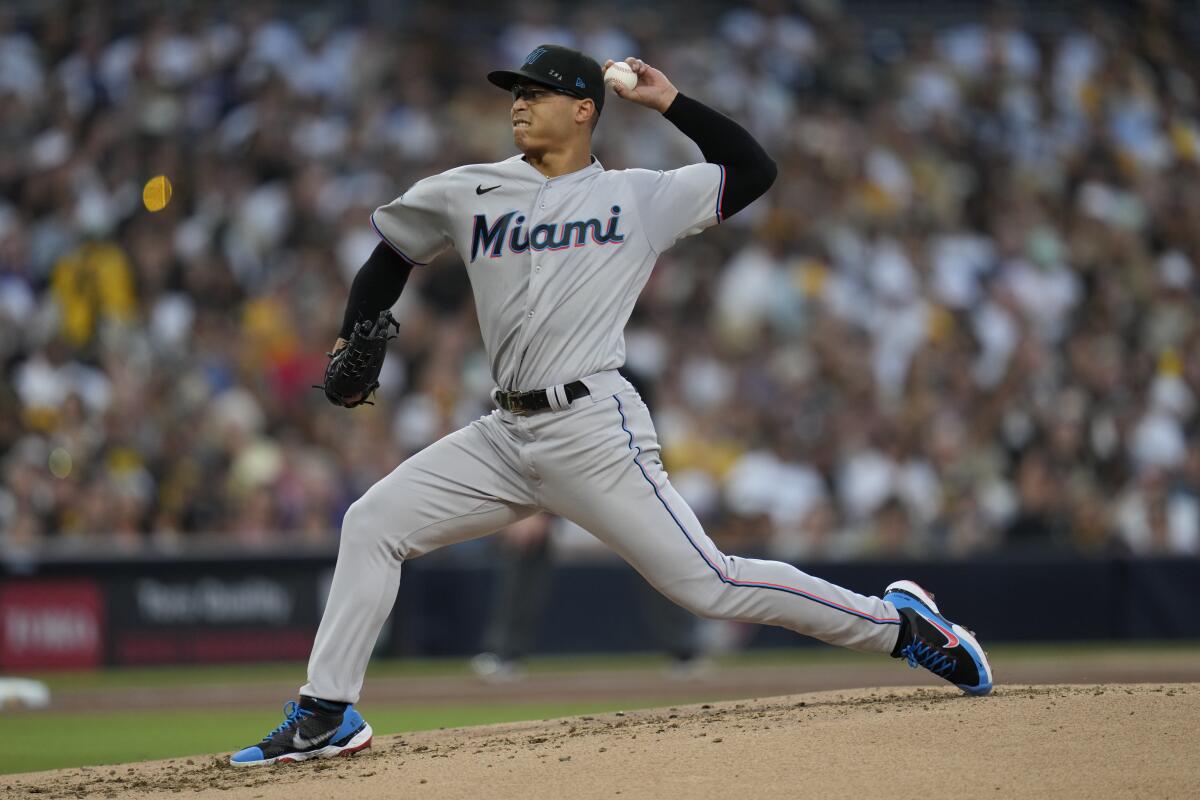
[371,155,724,390]
[303,155,902,705]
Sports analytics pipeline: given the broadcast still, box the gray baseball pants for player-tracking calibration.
[302,370,902,703]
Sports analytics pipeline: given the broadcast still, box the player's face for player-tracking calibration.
[510,82,582,151]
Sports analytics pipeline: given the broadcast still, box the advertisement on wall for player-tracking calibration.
[0,579,106,670]
[104,572,321,665]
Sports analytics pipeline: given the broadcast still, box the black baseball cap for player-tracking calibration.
[488,44,605,115]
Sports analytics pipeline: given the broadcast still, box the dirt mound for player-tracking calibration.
[4,684,1196,800]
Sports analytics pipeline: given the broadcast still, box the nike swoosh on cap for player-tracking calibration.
[476,184,501,195]
[292,727,337,749]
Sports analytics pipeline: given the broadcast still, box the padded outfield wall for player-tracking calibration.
[1,553,1197,668]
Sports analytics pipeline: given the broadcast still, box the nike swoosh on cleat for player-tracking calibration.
[476,184,501,195]
[292,727,337,750]
[927,616,960,649]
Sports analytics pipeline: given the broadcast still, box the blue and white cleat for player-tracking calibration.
[884,580,993,696]
[230,700,373,767]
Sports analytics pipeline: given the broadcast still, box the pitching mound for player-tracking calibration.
[4,684,1196,799]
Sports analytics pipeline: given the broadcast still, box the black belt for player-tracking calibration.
[495,381,589,415]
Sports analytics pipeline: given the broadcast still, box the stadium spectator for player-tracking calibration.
[1,1,1199,563]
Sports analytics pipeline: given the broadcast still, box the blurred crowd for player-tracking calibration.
[2,0,1199,560]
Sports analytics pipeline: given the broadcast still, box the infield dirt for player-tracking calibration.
[3,683,1197,800]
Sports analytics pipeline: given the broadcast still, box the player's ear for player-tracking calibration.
[576,98,597,128]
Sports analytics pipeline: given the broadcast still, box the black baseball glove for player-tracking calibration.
[316,311,399,407]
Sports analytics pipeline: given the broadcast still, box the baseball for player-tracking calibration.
[604,61,637,92]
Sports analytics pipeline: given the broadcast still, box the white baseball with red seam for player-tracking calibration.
[604,61,637,92]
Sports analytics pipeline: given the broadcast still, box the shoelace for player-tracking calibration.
[901,640,956,678]
[263,701,313,741]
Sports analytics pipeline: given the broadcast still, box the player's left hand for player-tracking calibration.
[315,311,399,408]
[603,57,679,114]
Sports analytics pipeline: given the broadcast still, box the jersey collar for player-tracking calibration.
[512,154,603,185]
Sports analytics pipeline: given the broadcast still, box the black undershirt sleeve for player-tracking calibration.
[338,242,413,340]
[661,92,778,218]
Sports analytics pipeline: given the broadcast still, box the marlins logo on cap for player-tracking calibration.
[488,44,605,115]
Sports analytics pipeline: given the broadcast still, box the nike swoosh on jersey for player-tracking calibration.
[292,727,337,750]
[476,184,502,195]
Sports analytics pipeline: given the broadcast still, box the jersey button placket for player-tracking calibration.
[513,181,549,386]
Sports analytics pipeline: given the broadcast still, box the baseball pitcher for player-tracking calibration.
[232,45,992,767]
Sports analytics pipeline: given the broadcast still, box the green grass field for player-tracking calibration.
[1,650,715,775]
[0,700,677,776]
[3,643,1197,776]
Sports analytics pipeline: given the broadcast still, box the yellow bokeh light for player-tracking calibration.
[143,175,173,212]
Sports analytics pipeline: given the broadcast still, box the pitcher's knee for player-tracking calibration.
[662,583,725,619]
[339,495,392,555]
[663,575,752,620]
